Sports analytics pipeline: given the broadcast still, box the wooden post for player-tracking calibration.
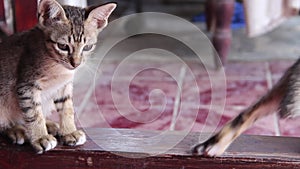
[13,0,37,32]
[0,0,4,22]
[212,0,234,66]
[205,0,215,32]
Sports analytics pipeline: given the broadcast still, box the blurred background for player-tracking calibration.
[1,0,300,138]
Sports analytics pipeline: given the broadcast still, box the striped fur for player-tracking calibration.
[193,58,300,157]
[0,0,116,154]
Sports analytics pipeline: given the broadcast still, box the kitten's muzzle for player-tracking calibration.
[70,57,81,68]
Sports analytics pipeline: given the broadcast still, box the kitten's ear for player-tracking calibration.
[85,3,117,30]
[38,0,68,27]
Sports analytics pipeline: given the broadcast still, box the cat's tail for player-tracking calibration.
[192,59,298,157]
[278,59,300,118]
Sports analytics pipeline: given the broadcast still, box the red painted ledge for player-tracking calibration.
[0,128,300,169]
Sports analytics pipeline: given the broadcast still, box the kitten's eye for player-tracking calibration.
[83,44,94,51]
[57,43,69,51]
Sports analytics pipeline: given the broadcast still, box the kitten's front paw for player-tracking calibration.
[31,134,57,154]
[192,136,226,157]
[192,142,217,157]
[61,130,86,146]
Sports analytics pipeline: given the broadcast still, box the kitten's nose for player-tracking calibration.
[70,57,81,68]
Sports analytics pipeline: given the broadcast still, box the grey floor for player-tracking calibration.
[229,17,300,61]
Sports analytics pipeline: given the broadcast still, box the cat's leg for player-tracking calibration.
[17,83,57,153]
[46,120,59,136]
[5,125,26,145]
[192,59,300,157]
[54,82,86,146]
[192,77,287,156]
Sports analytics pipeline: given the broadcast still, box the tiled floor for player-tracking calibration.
[67,56,299,137]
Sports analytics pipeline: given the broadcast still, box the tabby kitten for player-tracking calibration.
[193,59,300,157]
[0,0,116,153]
